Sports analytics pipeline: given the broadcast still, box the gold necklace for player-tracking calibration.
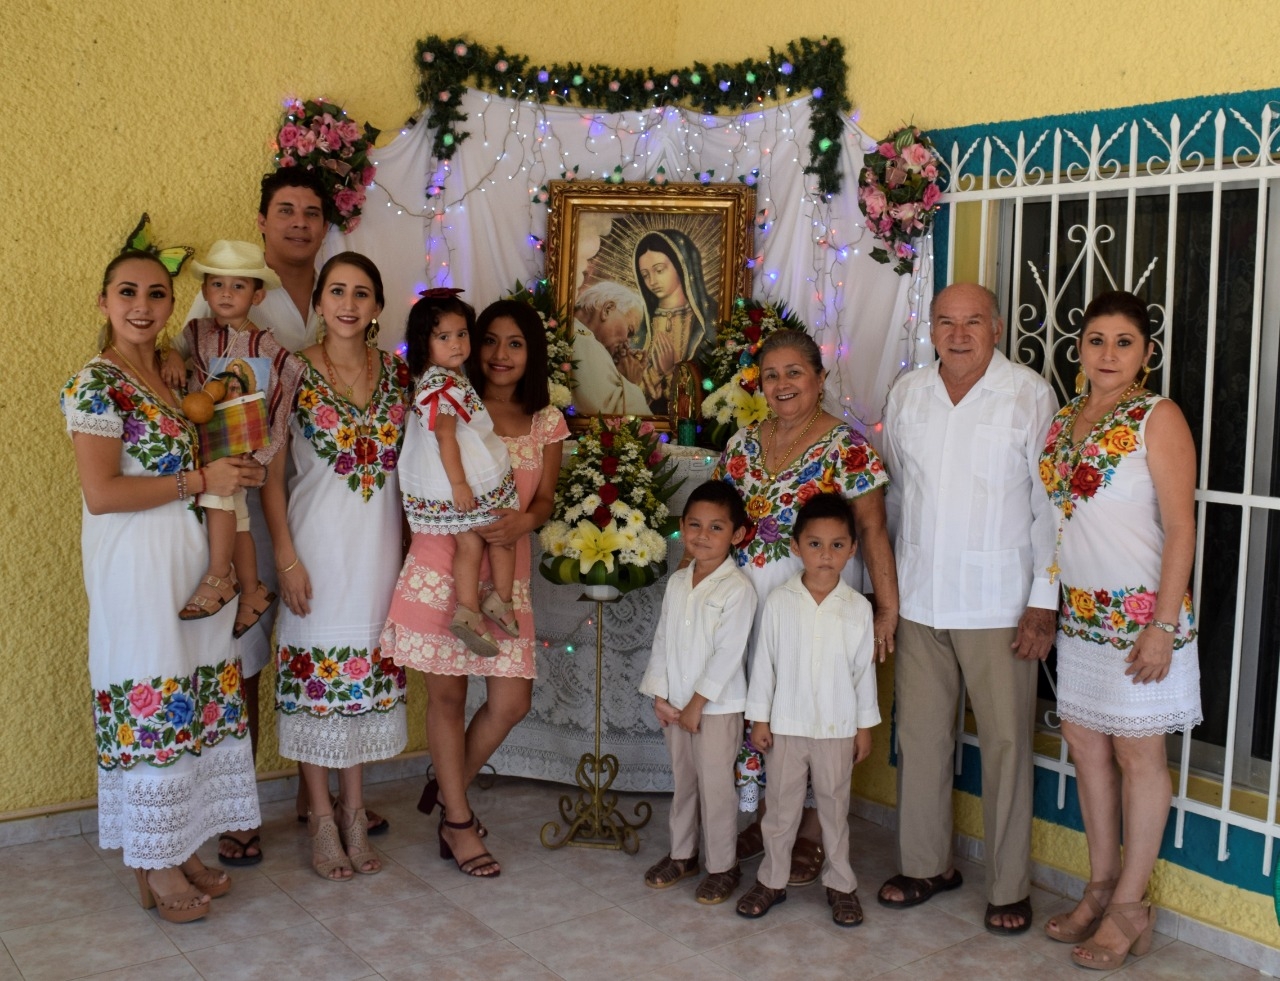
[1068,377,1142,446]
[107,344,178,409]
[762,405,824,479]
[321,343,372,402]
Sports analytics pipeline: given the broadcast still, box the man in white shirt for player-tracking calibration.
[178,169,331,865]
[876,283,1058,935]
[571,281,650,415]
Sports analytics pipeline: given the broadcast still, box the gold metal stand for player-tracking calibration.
[541,596,652,852]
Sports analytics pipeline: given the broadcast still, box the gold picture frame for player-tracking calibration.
[546,181,756,427]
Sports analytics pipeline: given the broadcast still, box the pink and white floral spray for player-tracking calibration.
[857,126,943,275]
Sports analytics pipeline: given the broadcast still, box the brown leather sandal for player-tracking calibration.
[644,853,700,888]
[233,582,277,639]
[480,592,520,637]
[985,895,1033,935]
[1071,900,1154,970]
[828,887,864,927]
[735,880,787,918]
[736,821,764,862]
[787,837,825,886]
[179,573,239,621]
[439,813,500,877]
[695,865,742,905]
[1045,878,1117,943]
[877,869,964,908]
[179,856,231,898]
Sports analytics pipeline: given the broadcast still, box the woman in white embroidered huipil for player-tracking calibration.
[1039,290,1201,970]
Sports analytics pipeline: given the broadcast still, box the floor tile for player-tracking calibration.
[624,954,744,981]
[394,938,559,981]
[153,870,314,952]
[510,906,695,980]
[1119,939,1269,980]
[702,917,896,980]
[443,862,614,937]
[183,921,375,981]
[81,954,204,980]
[1,905,178,981]
[0,835,104,874]
[873,931,1095,981]
[268,857,432,919]
[623,885,805,952]
[0,859,136,932]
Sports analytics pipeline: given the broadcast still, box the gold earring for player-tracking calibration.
[1140,364,1151,387]
[316,314,326,343]
[366,318,380,347]
[1075,368,1088,395]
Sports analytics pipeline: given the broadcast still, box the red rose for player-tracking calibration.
[743,324,762,344]
[796,482,820,505]
[592,506,612,528]
[96,690,112,713]
[289,652,314,680]
[600,432,615,448]
[727,454,748,480]
[354,437,378,465]
[779,492,793,505]
[1129,406,1146,421]
[111,389,136,412]
[395,362,410,387]
[1094,589,1111,607]
[843,444,870,471]
[1070,463,1103,498]
[744,756,761,771]
[175,728,192,744]
[601,456,619,476]
[599,483,620,504]
[747,307,765,325]
[738,522,756,547]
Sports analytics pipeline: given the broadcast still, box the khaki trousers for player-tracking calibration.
[758,734,856,893]
[664,711,742,874]
[894,618,1037,905]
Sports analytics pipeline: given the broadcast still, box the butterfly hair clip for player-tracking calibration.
[123,213,195,276]
[418,287,465,299]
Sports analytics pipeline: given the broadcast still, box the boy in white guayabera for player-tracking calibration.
[639,480,757,906]
[736,491,881,927]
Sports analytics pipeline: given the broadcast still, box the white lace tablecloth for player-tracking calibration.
[466,446,719,792]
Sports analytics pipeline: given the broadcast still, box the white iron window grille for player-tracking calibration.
[937,105,1280,875]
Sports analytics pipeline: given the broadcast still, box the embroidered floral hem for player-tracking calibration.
[403,466,518,534]
[1060,585,1195,649]
[94,657,249,770]
[275,644,407,716]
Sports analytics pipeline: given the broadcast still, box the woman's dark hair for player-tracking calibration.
[1082,290,1152,341]
[792,491,857,542]
[634,232,687,299]
[405,292,477,378]
[312,252,385,343]
[758,328,824,377]
[685,480,749,531]
[469,300,551,414]
[259,168,334,224]
[99,250,173,347]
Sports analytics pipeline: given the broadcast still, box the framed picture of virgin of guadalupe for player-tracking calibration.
[546,181,755,426]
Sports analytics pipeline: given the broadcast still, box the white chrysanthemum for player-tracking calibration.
[609,500,632,519]
[549,382,573,408]
[626,508,646,529]
[581,493,601,512]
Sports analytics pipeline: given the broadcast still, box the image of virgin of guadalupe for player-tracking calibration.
[618,229,718,408]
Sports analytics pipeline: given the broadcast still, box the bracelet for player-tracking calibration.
[278,557,300,574]
[176,471,188,500]
[1149,619,1177,635]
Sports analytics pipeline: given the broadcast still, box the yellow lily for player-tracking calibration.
[568,519,627,574]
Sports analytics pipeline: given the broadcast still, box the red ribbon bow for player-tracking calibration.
[417,376,471,429]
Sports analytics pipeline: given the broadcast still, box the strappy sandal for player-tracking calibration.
[787,837,825,887]
[179,573,239,621]
[439,813,501,877]
[308,813,354,881]
[216,832,262,867]
[179,856,231,898]
[134,868,209,923]
[985,895,1033,935]
[695,865,742,905]
[233,583,277,639]
[417,778,486,837]
[644,853,700,889]
[827,887,864,927]
[736,821,764,862]
[735,880,787,918]
[337,805,381,874]
[449,607,500,659]
[1071,900,1154,970]
[480,592,520,637]
[877,869,964,908]
[1044,878,1117,943]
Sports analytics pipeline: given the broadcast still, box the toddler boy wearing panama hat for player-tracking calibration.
[163,241,305,645]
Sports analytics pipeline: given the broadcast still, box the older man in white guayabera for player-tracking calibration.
[876,282,1059,936]
[572,280,650,415]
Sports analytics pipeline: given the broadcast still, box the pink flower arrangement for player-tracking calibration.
[857,126,944,275]
[273,98,380,234]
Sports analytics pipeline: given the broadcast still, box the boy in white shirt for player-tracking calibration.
[737,492,880,927]
[639,481,757,905]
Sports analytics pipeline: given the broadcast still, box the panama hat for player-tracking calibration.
[190,240,282,291]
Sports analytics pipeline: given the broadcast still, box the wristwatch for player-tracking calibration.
[1150,619,1177,634]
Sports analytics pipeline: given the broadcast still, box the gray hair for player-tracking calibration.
[575,280,644,322]
[930,282,1001,324]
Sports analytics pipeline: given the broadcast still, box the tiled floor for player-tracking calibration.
[0,775,1262,980]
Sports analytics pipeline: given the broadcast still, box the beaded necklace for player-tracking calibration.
[321,343,373,404]
[761,405,824,481]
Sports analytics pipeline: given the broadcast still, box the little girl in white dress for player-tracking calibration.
[399,289,519,658]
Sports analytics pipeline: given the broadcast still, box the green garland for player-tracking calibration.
[413,36,852,197]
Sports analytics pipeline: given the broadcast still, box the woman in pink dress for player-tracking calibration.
[382,299,568,877]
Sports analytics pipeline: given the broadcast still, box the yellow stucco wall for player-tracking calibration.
[4,0,1277,943]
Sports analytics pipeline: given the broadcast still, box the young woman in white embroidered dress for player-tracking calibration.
[1039,290,1201,970]
[62,251,264,922]
[383,299,568,877]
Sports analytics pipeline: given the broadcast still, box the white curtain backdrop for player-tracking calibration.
[332,89,931,427]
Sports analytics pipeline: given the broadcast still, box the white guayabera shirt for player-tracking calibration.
[880,350,1059,630]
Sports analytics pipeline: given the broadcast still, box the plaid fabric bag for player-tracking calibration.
[199,392,269,462]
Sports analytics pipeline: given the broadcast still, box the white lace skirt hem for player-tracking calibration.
[277,705,407,768]
[1055,631,1203,737]
[96,736,260,869]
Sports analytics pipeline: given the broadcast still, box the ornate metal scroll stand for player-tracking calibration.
[540,594,651,852]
